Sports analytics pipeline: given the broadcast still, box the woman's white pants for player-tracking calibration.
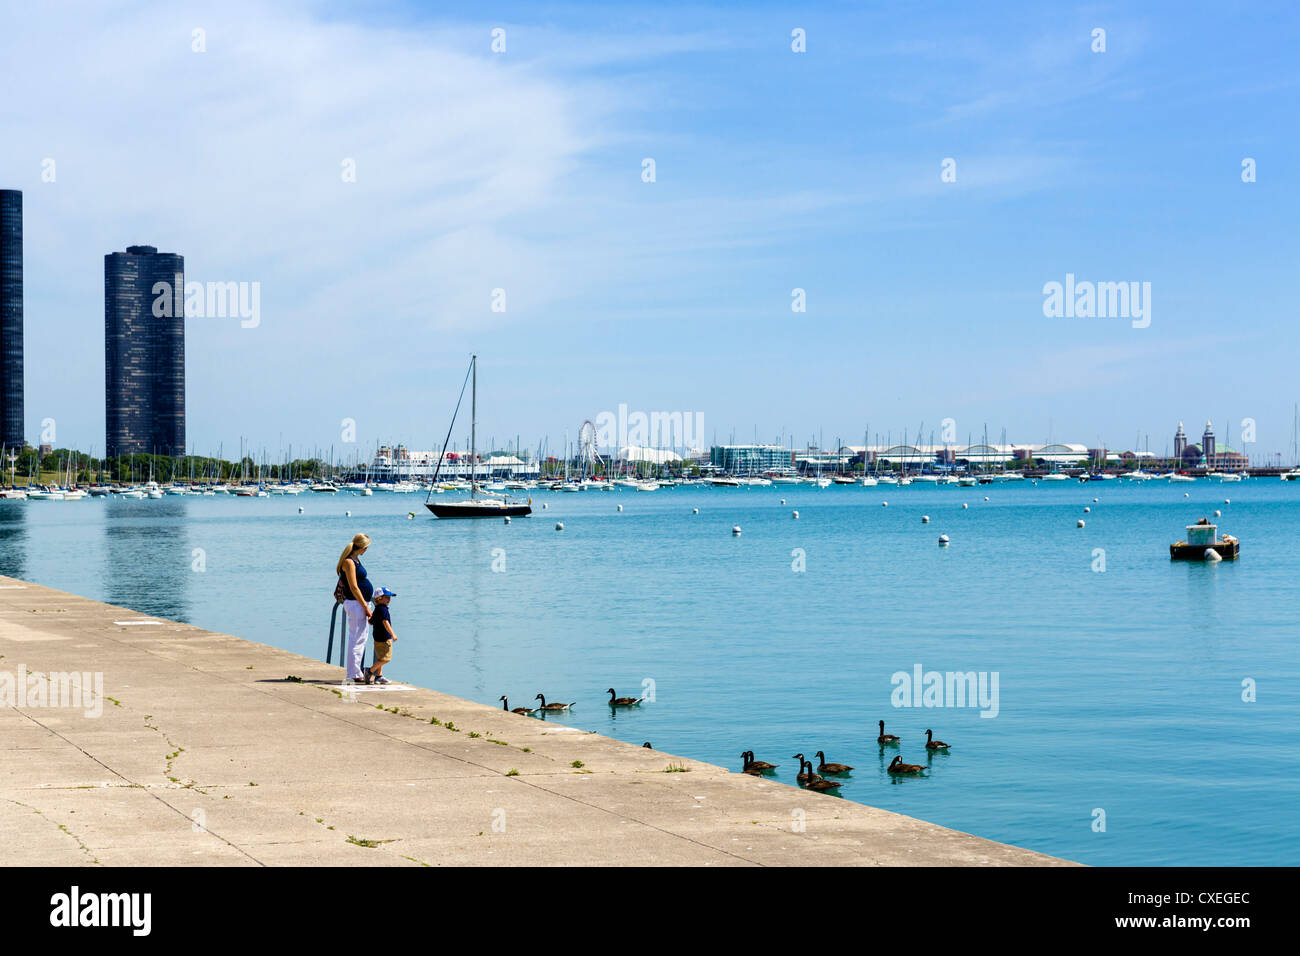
[343,599,369,679]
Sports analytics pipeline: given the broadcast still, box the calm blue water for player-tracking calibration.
[2,480,1297,865]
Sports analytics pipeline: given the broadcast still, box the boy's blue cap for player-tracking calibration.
[374,587,396,597]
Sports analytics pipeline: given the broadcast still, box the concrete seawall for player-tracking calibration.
[0,575,1073,866]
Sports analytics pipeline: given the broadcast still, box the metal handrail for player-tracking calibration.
[326,599,366,673]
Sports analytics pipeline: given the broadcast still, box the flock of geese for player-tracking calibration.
[499,688,643,715]
[496,697,952,796]
[741,721,952,795]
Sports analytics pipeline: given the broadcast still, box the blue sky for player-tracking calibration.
[2,0,1298,461]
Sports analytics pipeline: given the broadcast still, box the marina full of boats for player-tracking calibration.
[0,467,1285,502]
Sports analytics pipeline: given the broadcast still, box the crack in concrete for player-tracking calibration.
[8,705,265,866]
[4,796,101,865]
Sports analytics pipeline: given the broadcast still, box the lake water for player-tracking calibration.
[3,479,1296,866]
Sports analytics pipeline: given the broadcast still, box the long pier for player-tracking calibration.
[0,576,1072,866]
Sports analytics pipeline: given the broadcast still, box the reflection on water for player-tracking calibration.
[102,499,191,622]
[464,523,487,699]
[0,504,27,579]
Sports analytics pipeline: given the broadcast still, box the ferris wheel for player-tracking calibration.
[578,420,600,475]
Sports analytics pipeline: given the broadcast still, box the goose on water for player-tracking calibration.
[924,729,951,751]
[534,694,575,712]
[815,750,853,774]
[607,688,642,707]
[800,759,842,792]
[741,751,778,773]
[792,754,813,784]
[888,756,926,775]
[877,720,900,745]
[499,695,533,715]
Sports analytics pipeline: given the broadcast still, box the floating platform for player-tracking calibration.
[1170,520,1239,560]
[1170,540,1239,560]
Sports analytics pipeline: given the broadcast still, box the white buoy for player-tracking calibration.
[962,503,968,509]
[555,522,563,531]
[1205,549,1223,563]
[1084,507,1090,513]
[406,512,413,520]
[1225,499,1231,504]
[345,510,351,517]
[882,501,888,507]
[617,504,623,512]
[792,510,799,519]
[1184,492,1190,498]
[298,506,304,513]
[543,502,549,509]
[780,498,786,505]
[732,525,742,535]
[984,496,989,501]
[922,515,930,523]
[692,508,699,514]
[1077,519,1085,528]
[1093,497,1099,503]
[938,534,949,546]
[504,516,511,524]
[1214,509,1221,517]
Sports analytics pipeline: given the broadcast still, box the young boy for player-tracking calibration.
[364,587,397,685]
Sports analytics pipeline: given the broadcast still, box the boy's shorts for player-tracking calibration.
[372,640,393,664]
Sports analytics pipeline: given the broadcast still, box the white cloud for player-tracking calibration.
[2,0,622,447]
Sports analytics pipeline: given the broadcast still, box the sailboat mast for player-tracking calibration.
[470,354,477,500]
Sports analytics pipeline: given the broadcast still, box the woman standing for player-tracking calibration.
[336,533,374,683]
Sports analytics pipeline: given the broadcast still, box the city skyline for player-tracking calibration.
[1,1,1298,458]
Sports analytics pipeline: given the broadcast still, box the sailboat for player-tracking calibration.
[860,433,878,487]
[426,356,532,518]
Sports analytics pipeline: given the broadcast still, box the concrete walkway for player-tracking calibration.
[0,576,1072,866]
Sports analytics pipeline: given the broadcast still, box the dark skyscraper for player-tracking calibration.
[105,245,185,458]
[0,189,22,449]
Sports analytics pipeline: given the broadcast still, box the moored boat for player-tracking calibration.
[425,355,532,519]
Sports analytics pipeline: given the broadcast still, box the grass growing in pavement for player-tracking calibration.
[345,836,394,848]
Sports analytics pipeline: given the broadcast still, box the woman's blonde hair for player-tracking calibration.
[336,533,371,574]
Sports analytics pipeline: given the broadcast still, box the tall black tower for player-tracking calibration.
[0,189,22,449]
[104,245,185,458]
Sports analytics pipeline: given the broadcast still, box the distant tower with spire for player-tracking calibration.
[1202,421,1216,463]
[1174,421,1187,459]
